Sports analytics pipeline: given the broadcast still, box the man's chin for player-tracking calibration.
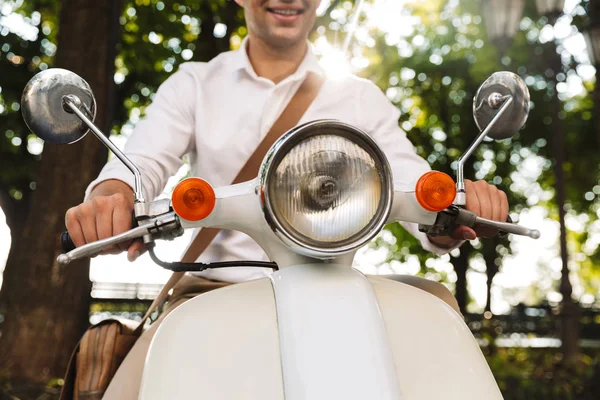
[264,30,306,49]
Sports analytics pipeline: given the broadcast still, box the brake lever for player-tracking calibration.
[420,206,540,239]
[470,214,540,239]
[57,212,182,265]
[60,199,173,253]
[451,207,540,239]
[57,224,154,265]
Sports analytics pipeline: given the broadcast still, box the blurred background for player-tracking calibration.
[0,0,599,398]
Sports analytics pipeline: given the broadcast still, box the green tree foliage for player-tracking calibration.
[487,347,599,399]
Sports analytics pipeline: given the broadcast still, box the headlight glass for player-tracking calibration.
[263,122,391,253]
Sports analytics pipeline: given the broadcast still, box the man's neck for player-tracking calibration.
[246,35,308,84]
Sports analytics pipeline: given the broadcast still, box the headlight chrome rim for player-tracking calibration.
[259,119,393,258]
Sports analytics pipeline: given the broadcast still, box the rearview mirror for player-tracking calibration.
[472,71,530,140]
[21,68,96,145]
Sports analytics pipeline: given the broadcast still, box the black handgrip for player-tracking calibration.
[61,231,76,252]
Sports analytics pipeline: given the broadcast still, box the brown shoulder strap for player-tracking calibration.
[136,72,325,330]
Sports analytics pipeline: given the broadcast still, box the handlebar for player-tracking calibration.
[59,200,540,267]
[61,231,77,252]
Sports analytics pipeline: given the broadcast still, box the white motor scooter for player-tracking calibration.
[22,69,538,399]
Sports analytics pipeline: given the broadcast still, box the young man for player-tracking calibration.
[66,0,508,397]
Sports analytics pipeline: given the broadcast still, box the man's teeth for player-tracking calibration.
[271,9,301,15]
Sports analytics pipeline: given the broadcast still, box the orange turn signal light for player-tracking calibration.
[415,171,456,212]
[171,178,216,221]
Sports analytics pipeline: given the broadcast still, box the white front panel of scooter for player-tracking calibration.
[370,276,504,399]
[139,278,284,400]
[270,264,402,400]
[140,269,503,399]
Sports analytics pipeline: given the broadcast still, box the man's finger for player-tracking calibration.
[474,180,493,221]
[490,187,502,222]
[65,208,85,248]
[127,240,146,262]
[464,180,480,216]
[113,203,133,252]
[79,206,99,245]
[451,225,477,241]
[499,190,509,222]
[94,197,117,254]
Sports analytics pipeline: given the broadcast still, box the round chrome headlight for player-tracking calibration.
[259,120,393,258]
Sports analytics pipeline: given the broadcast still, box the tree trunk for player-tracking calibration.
[451,244,471,314]
[589,0,600,147]
[546,47,580,363]
[483,239,500,313]
[0,0,122,383]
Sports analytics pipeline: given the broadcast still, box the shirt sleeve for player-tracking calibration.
[358,80,462,255]
[85,63,198,201]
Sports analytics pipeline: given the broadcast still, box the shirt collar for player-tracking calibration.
[232,36,325,83]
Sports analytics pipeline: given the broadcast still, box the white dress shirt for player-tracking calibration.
[87,38,450,283]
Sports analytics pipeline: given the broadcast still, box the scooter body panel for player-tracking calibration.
[139,278,284,400]
[369,276,503,399]
[269,264,402,400]
[140,266,503,399]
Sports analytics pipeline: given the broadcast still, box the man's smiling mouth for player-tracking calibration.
[267,8,304,16]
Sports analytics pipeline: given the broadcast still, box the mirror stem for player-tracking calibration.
[62,95,146,203]
[455,95,513,206]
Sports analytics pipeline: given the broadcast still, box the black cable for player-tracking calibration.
[147,245,278,272]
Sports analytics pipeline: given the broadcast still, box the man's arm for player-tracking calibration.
[85,63,199,203]
[70,64,201,261]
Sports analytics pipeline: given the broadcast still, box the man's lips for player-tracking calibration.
[266,7,304,23]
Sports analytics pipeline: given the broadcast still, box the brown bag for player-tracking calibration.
[59,72,324,400]
[61,319,139,400]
